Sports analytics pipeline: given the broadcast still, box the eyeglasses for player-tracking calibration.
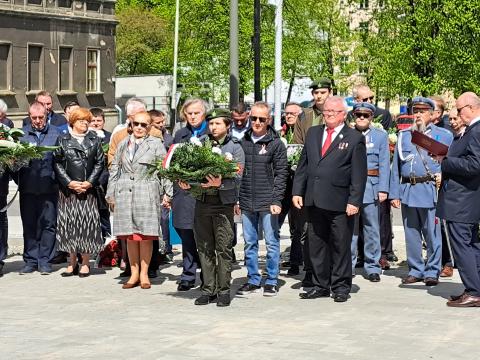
[354,112,372,119]
[284,112,299,116]
[362,96,374,102]
[322,110,344,116]
[457,104,471,115]
[133,121,149,128]
[30,116,45,120]
[250,116,268,123]
[77,119,90,124]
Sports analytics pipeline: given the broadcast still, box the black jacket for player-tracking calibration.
[292,124,367,211]
[239,126,288,212]
[53,131,105,195]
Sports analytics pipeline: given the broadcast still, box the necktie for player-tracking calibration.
[322,128,335,157]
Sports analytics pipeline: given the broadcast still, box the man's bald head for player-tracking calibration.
[456,92,480,125]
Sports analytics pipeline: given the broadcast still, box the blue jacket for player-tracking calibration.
[390,124,453,208]
[361,126,390,204]
[16,124,60,194]
[437,120,480,222]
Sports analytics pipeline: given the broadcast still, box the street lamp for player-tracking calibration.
[268,0,283,130]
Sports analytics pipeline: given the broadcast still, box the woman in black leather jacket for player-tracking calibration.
[53,108,105,277]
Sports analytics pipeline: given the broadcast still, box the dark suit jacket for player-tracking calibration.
[292,124,367,212]
[437,120,480,223]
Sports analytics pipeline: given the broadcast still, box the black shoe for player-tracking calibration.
[236,283,261,295]
[333,293,349,302]
[386,253,398,262]
[177,281,195,291]
[194,294,217,305]
[281,261,291,268]
[287,265,300,276]
[0,263,4,277]
[61,264,79,277]
[263,284,278,297]
[217,293,231,307]
[148,269,158,278]
[424,277,439,286]
[49,252,68,264]
[119,269,131,278]
[78,265,91,278]
[19,265,36,274]
[299,288,330,299]
[368,273,381,282]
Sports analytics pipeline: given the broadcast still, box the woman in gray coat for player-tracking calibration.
[106,111,172,289]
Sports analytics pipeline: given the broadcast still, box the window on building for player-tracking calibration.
[0,43,12,91]
[59,47,73,91]
[58,0,72,8]
[378,0,385,8]
[87,49,100,92]
[339,56,349,75]
[359,0,369,9]
[28,45,43,91]
[86,2,100,12]
[358,57,368,75]
[359,21,369,40]
[27,0,43,5]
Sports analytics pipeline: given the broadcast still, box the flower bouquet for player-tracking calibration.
[0,126,58,175]
[286,144,303,171]
[149,137,240,196]
[97,239,121,268]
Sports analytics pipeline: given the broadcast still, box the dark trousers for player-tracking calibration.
[0,195,8,265]
[379,200,394,257]
[441,221,453,266]
[175,227,200,283]
[446,221,480,297]
[99,208,111,239]
[19,193,57,267]
[161,205,172,254]
[193,197,234,295]
[307,206,353,295]
[288,206,307,266]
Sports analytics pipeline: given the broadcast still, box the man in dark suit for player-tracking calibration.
[436,92,480,307]
[22,91,68,131]
[292,96,367,302]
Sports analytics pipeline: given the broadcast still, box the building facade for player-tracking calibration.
[0,0,117,124]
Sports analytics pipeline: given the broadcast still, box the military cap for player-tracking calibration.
[205,108,231,122]
[411,96,435,110]
[353,102,376,114]
[309,77,332,90]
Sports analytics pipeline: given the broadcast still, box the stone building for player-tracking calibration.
[0,0,117,124]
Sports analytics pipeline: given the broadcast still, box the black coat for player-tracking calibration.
[171,123,209,229]
[53,131,105,195]
[239,126,288,212]
[292,124,367,211]
[437,120,480,223]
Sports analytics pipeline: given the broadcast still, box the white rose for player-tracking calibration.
[211,146,222,155]
[388,133,398,144]
[224,152,233,161]
[190,137,202,146]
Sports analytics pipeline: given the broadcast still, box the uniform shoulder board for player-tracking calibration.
[435,126,451,135]
[374,127,387,134]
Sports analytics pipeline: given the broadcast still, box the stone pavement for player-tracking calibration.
[1,216,478,360]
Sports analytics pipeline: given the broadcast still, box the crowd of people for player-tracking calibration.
[1,80,480,308]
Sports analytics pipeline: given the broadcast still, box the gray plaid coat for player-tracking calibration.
[106,136,172,239]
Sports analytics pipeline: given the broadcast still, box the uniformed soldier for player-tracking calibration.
[293,78,332,145]
[390,97,453,286]
[189,109,245,307]
[351,103,390,282]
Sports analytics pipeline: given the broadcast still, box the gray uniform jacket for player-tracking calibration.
[106,136,172,237]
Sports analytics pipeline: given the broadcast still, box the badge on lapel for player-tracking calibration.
[338,142,349,150]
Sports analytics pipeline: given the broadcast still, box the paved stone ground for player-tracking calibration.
[1,209,478,360]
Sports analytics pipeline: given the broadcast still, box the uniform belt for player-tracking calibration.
[401,175,432,184]
[367,169,379,177]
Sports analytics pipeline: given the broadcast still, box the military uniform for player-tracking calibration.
[390,123,453,280]
[193,110,245,302]
[352,125,390,276]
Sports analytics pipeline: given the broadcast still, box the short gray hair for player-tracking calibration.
[251,101,271,115]
[325,96,348,112]
[0,99,7,114]
[125,97,147,116]
[180,98,209,121]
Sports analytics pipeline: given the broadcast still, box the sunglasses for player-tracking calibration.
[354,112,372,119]
[362,96,374,102]
[133,121,149,128]
[250,116,268,123]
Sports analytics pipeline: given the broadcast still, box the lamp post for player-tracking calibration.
[229,0,239,109]
[269,0,283,130]
[171,0,180,125]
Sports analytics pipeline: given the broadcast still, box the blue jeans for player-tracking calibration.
[242,211,280,286]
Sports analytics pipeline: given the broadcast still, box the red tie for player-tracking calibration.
[322,128,335,156]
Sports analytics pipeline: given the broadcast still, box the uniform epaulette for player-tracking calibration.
[434,126,452,135]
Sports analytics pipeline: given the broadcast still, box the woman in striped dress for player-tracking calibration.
[53,108,105,277]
